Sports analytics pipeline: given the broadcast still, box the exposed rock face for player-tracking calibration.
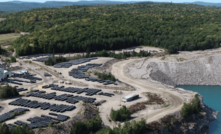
[147,56,221,86]
[147,95,218,134]
[145,56,220,133]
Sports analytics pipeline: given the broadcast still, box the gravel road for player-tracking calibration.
[111,59,184,124]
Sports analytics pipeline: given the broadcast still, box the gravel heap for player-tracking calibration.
[146,55,221,86]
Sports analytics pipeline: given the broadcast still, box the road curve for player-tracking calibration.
[111,59,184,123]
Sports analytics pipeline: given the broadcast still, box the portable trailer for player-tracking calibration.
[122,94,139,102]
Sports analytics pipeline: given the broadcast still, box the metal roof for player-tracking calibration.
[123,94,139,99]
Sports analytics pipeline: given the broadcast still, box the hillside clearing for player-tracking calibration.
[0,33,21,46]
[0,18,6,22]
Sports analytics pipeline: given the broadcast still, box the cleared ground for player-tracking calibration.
[0,46,197,128]
[0,33,21,46]
[1,57,150,127]
[111,59,194,124]
[0,18,6,22]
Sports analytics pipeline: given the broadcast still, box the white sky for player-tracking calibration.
[0,0,221,3]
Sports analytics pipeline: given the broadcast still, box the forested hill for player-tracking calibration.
[0,1,138,12]
[1,3,221,56]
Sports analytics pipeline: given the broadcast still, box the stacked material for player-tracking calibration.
[0,108,29,122]
[27,92,56,100]
[17,88,28,92]
[9,98,76,113]
[51,85,101,96]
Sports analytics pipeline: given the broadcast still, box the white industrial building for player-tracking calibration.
[122,94,139,102]
[0,68,12,81]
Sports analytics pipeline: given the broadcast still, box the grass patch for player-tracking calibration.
[85,71,92,76]
[77,108,83,114]
[161,57,165,60]
[0,33,21,46]
[24,60,32,64]
[179,58,186,61]
[94,72,116,81]
[162,104,170,108]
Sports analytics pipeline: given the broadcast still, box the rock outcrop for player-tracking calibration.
[147,95,218,134]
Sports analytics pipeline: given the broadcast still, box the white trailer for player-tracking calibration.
[122,94,139,102]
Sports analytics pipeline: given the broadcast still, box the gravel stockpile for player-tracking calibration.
[146,56,221,86]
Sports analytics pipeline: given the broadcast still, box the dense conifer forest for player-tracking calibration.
[0,2,221,55]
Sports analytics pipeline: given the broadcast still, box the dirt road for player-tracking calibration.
[111,59,184,123]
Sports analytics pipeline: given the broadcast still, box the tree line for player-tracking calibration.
[0,85,19,99]
[0,124,34,134]
[0,3,221,55]
[180,94,201,118]
[94,72,116,81]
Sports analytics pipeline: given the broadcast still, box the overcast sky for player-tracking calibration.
[0,0,221,3]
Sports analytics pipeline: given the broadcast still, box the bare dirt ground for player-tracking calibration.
[0,18,6,22]
[111,58,194,124]
[2,46,209,129]
[1,57,152,128]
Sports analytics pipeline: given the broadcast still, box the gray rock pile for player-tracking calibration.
[147,55,221,86]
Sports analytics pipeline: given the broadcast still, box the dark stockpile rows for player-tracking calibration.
[72,96,96,103]
[26,88,96,104]
[9,98,76,113]
[98,92,115,97]
[51,85,102,96]
[13,74,42,81]
[69,63,117,85]
[16,88,28,92]
[26,92,56,100]
[54,94,73,101]
[33,56,51,62]
[54,57,97,68]
[0,108,29,122]
[128,93,165,113]
[13,114,69,129]
[44,72,52,77]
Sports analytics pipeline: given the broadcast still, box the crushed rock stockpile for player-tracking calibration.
[146,55,221,86]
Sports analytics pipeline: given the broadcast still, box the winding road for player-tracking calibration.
[111,59,184,123]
